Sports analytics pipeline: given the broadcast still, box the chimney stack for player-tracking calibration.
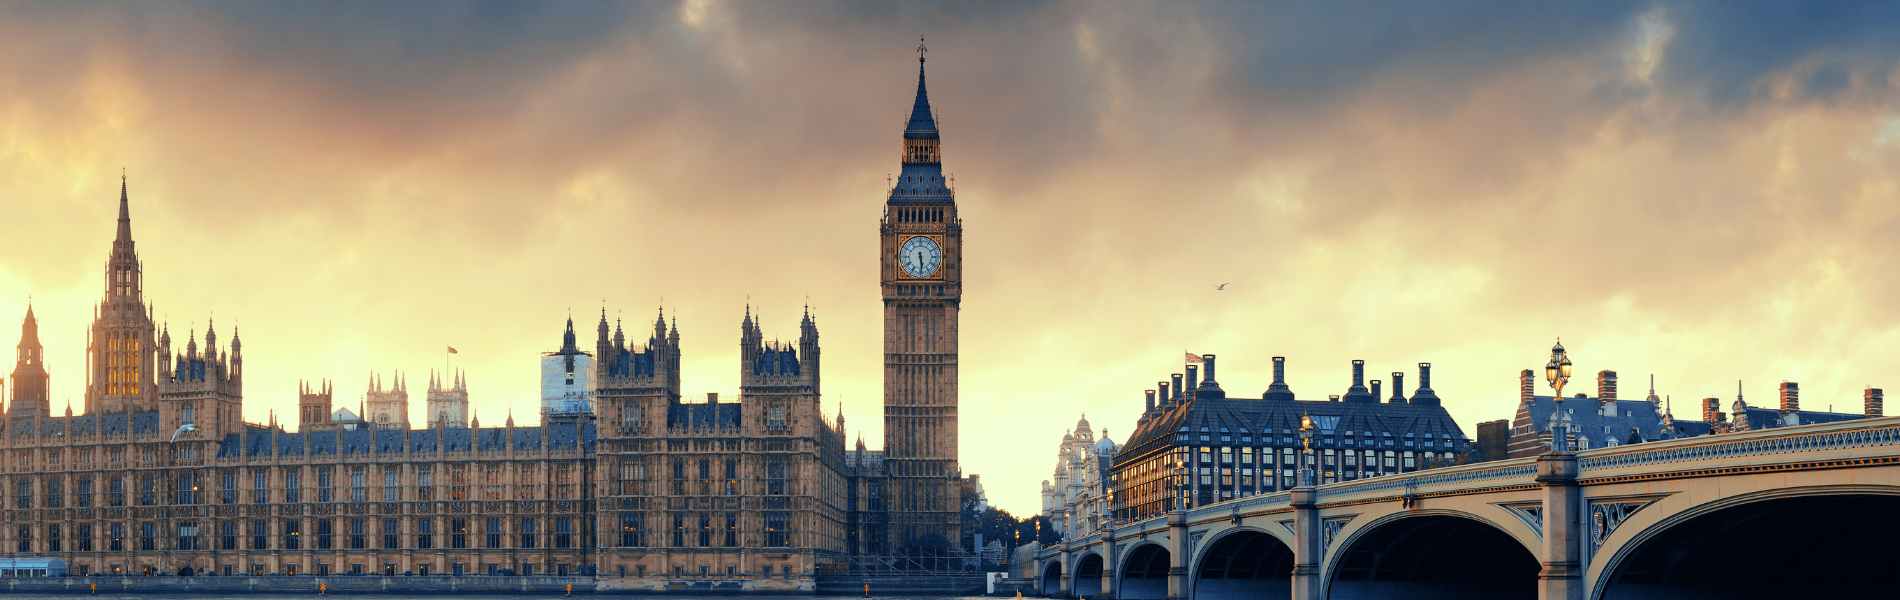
[1343,359,1375,403]
[1519,369,1534,405]
[1370,379,1382,404]
[1410,363,1441,406]
[1184,365,1199,403]
[1264,356,1294,401]
[1597,370,1617,404]
[1867,387,1884,417]
[1702,397,1723,424]
[1157,381,1170,409]
[1779,381,1800,412]
[1391,372,1406,403]
[1170,374,1184,405]
[1198,354,1225,400]
[707,392,718,406]
[1144,389,1157,415]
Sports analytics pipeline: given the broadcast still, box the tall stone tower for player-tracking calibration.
[155,320,244,439]
[9,304,50,419]
[365,371,410,428]
[299,379,334,431]
[87,175,160,415]
[879,45,963,551]
[427,369,469,428]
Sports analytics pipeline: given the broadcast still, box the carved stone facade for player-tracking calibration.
[0,53,971,588]
[1040,415,1116,538]
[878,45,964,553]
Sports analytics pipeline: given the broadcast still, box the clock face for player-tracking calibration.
[898,235,943,278]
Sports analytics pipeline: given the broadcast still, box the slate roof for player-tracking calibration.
[1734,406,1865,431]
[667,402,743,429]
[1119,383,1469,465]
[904,60,939,141]
[1522,395,1713,448]
[199,420,598,460]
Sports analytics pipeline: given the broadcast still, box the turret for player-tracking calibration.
[9,303,50,419]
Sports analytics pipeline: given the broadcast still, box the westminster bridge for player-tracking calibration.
[1031,416,1900,600]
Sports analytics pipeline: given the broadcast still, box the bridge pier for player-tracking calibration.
[1166,510,1187,600]
[1536,450,1583,600]
[1060,549,1073,598]
[1290,485,1321,600]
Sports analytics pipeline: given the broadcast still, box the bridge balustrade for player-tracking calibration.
[1032,416,1900,600]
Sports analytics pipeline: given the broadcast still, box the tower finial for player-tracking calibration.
[115,168,133,242]
[917,35,927,64]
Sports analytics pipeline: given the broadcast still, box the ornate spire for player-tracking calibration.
[116,169,132,243]
[18,300,39,350]
[905,36,939,142]
[560,313,579,354]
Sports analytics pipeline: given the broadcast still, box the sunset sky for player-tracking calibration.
[3,1,1899,515]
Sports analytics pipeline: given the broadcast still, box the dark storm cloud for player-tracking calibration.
[1659,1,1900,108]
[5,0,1900,515]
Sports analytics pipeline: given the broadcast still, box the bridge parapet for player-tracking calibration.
[1030,417,1900,599]
[1576,415,1900,477]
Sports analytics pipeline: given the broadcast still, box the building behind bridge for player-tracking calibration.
[1507,342,1884,457]
[1110,354,1469,523]
[1040,415,1117,539]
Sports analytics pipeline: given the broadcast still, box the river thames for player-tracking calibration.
[11,592,995,596]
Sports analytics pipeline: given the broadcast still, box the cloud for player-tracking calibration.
[1,0,1898,514]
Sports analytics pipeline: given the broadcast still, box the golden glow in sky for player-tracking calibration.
[2,2,1899,514]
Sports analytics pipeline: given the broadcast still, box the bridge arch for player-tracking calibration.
[1190,526,1295,600]
[1039,560,1064,596]
[1116,541,1171,600]
[1070,551,1106,598]
[1323,509,1539,599]
[1592,484,1900,600]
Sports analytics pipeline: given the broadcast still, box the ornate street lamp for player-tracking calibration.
[1545,339,1572,399]
[1545,339,1575,453]
[1298,412,1316,486]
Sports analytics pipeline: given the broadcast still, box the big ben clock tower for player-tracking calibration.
[880,42,963,551]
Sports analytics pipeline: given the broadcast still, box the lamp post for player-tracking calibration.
[1545,340,1574,452]
[1298,412,1316,487]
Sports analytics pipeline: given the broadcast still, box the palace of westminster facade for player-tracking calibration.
[0,55,967,590]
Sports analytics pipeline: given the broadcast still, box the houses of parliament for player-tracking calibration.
[0,54,967,591]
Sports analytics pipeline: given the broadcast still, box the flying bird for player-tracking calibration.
[1215,282,1229,291]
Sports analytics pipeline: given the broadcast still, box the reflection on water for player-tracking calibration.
[8,596,997,600]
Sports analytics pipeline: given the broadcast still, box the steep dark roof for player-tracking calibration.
[1735,406,1865,431]
[1119,391,1469,465]
[1524,395,1689,448]
[131,411,159,435]
[667,402,743,429]
[904,60,938,141]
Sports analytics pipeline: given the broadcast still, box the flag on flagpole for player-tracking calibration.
[1185,352,1202,363]
[447,346,458,354]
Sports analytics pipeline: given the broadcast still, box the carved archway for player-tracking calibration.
[1191,526,1294,600]
[1324,510,1538,599]
[1593,485,1900,600]
[1116,542,1171,600]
